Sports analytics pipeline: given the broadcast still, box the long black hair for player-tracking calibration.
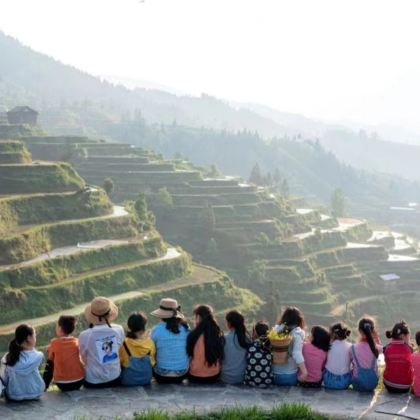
[187,305,224,366]
[311,325,331,352]
[6,324,34,367]
[163,317,189,334]
[226,310,251,350]
[279,306,305,330]
[386,320,410,340]
[358,317,379,359]
[126,312,148,339]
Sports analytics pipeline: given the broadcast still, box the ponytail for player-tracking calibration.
[226,310,250,350]
[386,320,410,340]
[6,324,34,367]
[358,317,379,359]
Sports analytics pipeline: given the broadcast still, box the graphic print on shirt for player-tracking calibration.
[95,335,119,364]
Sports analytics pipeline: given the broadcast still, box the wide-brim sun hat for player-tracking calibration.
[151,298,184,319]
[84,296,119,325]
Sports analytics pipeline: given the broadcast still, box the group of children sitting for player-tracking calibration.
[1,296,420,402]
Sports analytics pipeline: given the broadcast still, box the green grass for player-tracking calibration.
[0,236,165,288]
[133,404,331,420]
[0,251,191,324]
[0,189,112,234]
[0,162,85,194]
[0,213,138,264]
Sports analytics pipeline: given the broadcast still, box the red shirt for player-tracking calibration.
[412,352,420,397]
[383,340,413,390]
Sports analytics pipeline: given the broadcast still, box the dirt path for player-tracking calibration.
[31,246,180,290]
[6,204,128,235]
[330,290,420,317]
[0,230,155,272]
[0,248,187,335]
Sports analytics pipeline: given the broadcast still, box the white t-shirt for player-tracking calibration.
[325,340,352,375]
[79,324,124,384]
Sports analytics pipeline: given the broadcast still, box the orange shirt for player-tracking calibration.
[47,337,85,383]
[189,335,220,378]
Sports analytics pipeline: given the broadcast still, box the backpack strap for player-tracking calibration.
[123,341,132,357]
[351,345,361,369]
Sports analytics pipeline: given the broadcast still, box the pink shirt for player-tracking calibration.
[350,341,382,377]
[303,342,327,382]
[411,352,420,397]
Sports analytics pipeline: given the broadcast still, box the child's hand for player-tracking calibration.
[298,367,308,382]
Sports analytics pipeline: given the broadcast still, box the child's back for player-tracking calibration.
[325,340,352,375]
[302,342,327,385]
[412,351,420,397]
[383,321,413,393]
[244,336,273,388]
[47,337,84,384]
[120,336,156,368]
[323,323,352,390]
[301,325,330,387]
[412,331,420,398]
[0,349,44,401]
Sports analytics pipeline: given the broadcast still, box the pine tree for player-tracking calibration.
[273,168,282,186]
[103,178,114,196]
[249,163,263,185]
[281,179,289,197]
[331,188,345,217]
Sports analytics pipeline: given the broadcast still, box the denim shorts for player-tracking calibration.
[323,369,351,390]
[274,372,298,386]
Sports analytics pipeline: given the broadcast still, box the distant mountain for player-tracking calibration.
[2,30,420,186]
[0,32,290,138]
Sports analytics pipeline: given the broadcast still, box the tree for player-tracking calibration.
[103,178,114,196]
[205,238,219,260]
[249,163,263,185]
[156,187,174,210]
[281,179,289,198]
[273,168,282,186]
[207,164,223,178]
[266,172,272,186]
[331,188,345,217]
[134,193,148,221]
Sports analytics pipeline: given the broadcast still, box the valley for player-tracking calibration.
[0,127,418,338]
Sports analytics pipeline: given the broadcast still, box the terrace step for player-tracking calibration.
[0,248,189,325]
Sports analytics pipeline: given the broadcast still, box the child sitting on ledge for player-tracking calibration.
[0,324,44,401]
[43,315,85,392]
[300,325,330,388]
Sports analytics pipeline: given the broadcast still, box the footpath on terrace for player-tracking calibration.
[2,383,420,419]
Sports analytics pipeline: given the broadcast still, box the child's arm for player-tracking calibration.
[292,332,307,380]
[0,356,8,386]
[150,340,157,367]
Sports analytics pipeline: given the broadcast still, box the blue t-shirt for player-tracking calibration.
[221,331,248,384]
[151,321,189,372]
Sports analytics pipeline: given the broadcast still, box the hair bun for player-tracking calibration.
[385,330,392,339]
[346,329,351,337]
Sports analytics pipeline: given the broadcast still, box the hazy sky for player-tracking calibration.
[2,0,420,129]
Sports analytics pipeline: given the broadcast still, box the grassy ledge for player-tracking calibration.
[132,404,332,420]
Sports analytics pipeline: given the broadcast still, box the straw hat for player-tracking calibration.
[84,296,118,325]
[151,298,184,319]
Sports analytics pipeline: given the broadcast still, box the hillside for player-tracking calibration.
[5,131,420,332]
[3,31,420,217]
[0,32,289,139]
[0,135,261,352]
